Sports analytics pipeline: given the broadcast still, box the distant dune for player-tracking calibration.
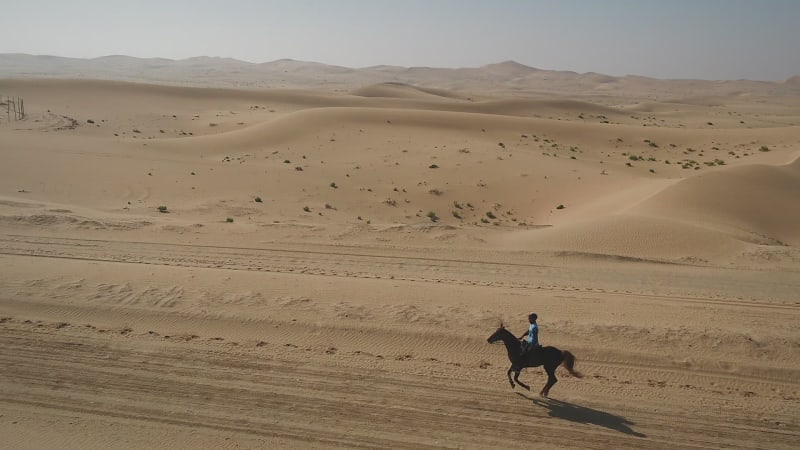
[3,53,800,100]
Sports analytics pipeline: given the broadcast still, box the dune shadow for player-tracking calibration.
[517,393,646,437]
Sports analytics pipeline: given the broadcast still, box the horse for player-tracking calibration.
[487,326,582,397]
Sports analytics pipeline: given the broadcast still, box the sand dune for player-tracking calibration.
[632,157,800,245]
[1,69,800,448]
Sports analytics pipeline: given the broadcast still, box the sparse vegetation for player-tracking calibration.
[556,204,565,210]
[429,164,439,169]
[303,206,311,212]
[255,196,262,203]
[226,217,234,223]
[330,182,338,188]
[157,206,168,213]
[486,211,496,219]
[759,145,770,152]
[426,211,439,222]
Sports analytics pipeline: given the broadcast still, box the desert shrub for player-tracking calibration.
[157,206,168,213]
[452,211,462,219]
[759,145,770,152]
[429,164,439,169]
[255,196,262,203]
[303,206,311,212]
[226,217,234,223]
[556,204,565,210]
[426,211,439,222]
[330,182,338,188]
[486,211,496,219]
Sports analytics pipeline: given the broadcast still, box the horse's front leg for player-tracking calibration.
[506,367,516,389]
[513,370,531,391]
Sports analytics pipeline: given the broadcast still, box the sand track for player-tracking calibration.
[0,317,797,449]
[1,233,798,448]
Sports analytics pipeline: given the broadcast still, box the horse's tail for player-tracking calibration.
[561,350,583,378]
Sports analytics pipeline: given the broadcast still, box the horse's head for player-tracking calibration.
[487,325,507,344]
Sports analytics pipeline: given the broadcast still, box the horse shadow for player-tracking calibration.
[517,393,646,437]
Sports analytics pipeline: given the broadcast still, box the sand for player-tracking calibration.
[1,61,799,449]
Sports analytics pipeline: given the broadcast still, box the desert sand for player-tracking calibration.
[1,58,799,449]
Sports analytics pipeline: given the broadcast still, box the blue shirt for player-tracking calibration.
[527,323,539,346]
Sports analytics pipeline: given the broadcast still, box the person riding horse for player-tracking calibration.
[518,312,541,355]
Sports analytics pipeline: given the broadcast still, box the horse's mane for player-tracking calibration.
[495,327,516,340]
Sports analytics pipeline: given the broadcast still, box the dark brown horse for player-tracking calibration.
[487,326,582,397]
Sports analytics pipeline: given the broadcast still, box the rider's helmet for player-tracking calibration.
[528,313,538,322]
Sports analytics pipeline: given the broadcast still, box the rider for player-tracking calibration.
[519,313,541,354]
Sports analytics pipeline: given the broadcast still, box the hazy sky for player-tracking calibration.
[3,0,799,80]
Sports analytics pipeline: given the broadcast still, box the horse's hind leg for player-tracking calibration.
[540,366,558,397]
